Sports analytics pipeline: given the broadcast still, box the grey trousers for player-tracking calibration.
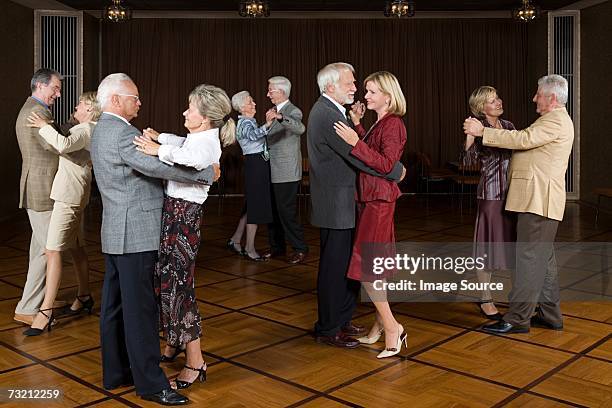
[15,209,51,315]
[503,212,563,328]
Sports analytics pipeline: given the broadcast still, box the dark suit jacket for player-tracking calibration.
[352,114,407,202]
[306,95,403,229]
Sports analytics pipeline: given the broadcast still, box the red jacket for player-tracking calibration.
[351,114,407,203]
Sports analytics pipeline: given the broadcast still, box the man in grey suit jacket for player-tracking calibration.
[14,68,62,325]
[263,76,309,264]
[91,73,218,406]
[308,63,404,348]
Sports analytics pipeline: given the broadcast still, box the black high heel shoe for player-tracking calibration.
[174,363,207,389]
[226,239,245,255]
[160,346,186,363]
[23,309,54,336]
[477,300,503,321]
[67,294,94,315]
[244,251,267,262]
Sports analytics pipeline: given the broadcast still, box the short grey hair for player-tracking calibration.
[31,68,62,92]
[316,62,354,94]
[268,76,291,98]
[97,73,134,109]
[538,74,568,105]
[231,90,251,113]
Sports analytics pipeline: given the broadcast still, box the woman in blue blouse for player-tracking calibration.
[227,91,275,261]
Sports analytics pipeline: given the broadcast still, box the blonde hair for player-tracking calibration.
[80,91,101,121]
[189,84,236,147]
[363,71,406,116]
[468,86,497,118]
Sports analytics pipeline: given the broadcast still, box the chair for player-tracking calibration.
[415,152,456,195]
[594,187,612,225]
[451,161,481,213]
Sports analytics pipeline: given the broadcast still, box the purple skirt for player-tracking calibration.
[473,199,516,270]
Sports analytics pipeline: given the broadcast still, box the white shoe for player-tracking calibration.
[376,328,407,359]
[357,329,384,344]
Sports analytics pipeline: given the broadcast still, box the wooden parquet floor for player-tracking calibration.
[0,196,610,407]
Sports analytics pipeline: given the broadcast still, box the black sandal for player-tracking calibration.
[174,363,207,389]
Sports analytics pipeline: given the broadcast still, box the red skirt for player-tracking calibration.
[347,201,396,282]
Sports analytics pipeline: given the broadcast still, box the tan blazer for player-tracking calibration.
[16,97,58,211]
[38,122,95,207]
[483,107,574,221]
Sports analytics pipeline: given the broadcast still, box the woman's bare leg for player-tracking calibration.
[30,249,62,329]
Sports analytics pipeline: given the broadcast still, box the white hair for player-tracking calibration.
[231,90,251,113]
[538,74,568,105]
[268,76,291,98]
[97,73,134,109]
[316,62,354,94]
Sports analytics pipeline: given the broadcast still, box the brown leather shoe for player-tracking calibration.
[315,332,360,349]
[14,313,35,326]
[261,249,286,259]
[288,251,307,264]
[341,322,367,337]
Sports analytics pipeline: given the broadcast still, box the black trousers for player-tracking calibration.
[100,251,168,395]
[268,181,308,253]
[315,228,360,336]
[503,213,562,328]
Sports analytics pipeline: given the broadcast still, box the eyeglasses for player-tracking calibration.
[117,93,140,102]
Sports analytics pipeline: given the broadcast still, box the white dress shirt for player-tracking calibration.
[276,99,289,112]
[102,111,131,125]
[157,128,221,204]
[322,93,347,116]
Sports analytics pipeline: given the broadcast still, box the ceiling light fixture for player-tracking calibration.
[384,0,416,18]
[104,0,132,22]
[239,1,270,18]
[512,0,540,22]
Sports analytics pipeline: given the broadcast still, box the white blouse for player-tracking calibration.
[157,128,221,204]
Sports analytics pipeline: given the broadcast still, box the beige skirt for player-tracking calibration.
[46,201,86,251]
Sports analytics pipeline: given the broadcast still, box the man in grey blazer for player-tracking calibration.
[308,63,405,348]
[14,68,62,326]
[91,73,218,406]
[263,76,309,264]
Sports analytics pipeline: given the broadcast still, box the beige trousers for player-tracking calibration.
[15,209,52,315]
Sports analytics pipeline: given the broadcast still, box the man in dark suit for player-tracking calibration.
[307,62,405,348]
[91,73,219,406]
[263,75,309,264]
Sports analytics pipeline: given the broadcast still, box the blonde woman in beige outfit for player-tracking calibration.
[24,92,100,336]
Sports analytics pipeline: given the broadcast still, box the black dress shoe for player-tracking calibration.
[141,388,188,406]
[315,332,360,348]
[531,315,563,330]
[481,321,529,334]
[341,322,367,337]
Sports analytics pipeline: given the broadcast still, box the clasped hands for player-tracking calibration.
[134,127,220,181]
[463,117,484,137]
[333,101,365,147]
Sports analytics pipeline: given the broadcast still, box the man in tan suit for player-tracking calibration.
[464,74,574,334]
[14,68,62,325]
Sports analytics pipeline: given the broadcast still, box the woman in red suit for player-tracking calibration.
[334,71,407,359]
